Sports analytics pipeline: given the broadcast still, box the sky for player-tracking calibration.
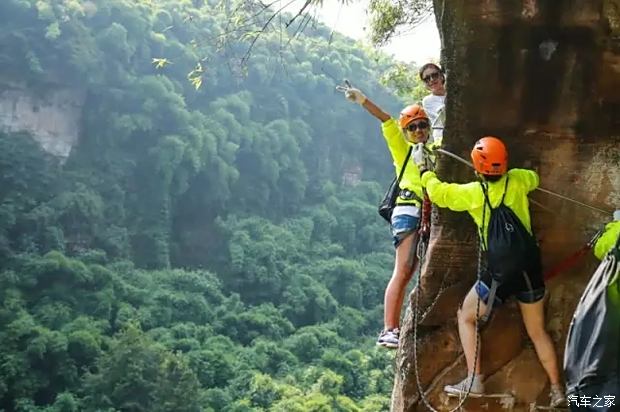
[301,0,441,64]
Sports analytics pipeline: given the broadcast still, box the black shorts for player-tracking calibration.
[475,247,546,305]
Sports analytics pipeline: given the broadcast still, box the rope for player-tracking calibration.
[317,2,343,84]
[435,148,612,217]
[535,187,611,216]
[410,195,484,411]
[435,148,472,168]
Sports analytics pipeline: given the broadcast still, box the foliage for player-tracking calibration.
[368,0,433,46]
[0,0,418,410]
[380,62,429,103]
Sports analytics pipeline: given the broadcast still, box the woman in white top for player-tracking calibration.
[419,63,446,144]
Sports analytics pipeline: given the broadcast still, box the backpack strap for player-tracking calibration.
[480,181,492,210]
[480,175,510,210]
[478,175,509,324]
[481,279,498,324]
[500,175,509,204]
[397,146,413,185]
[612,231,620,260]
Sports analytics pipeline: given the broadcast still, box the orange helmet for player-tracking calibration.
[470,136,508,175]
[399,104,428,129]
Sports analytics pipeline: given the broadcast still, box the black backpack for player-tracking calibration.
[564,234,620,400]
[481,176,538,283]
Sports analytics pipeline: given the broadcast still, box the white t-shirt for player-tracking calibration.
[422,94,445,143]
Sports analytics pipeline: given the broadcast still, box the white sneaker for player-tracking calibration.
[376,328,399,349]
[444,374,485,395]
[549,385,566,408]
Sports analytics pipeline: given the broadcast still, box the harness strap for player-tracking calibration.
[480,175,509,209]
[478,178,509,324]
[480,279,498,323]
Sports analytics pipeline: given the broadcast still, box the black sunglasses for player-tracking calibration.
[406,121,429,132]
[422,71,441,83]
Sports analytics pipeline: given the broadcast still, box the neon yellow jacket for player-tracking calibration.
[594,221,620,260]
[381,118,442,206]
[421,168,539,246]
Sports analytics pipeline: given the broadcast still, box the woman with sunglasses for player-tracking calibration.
[339,82,439,349]
[419,63,447,143]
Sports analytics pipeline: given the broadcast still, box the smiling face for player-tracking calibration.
[421,66,446,96]
[403,119,430,144]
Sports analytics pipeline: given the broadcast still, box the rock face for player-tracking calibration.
[0,83,84,159]
[393,1,620,411]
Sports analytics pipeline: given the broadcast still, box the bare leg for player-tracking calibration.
[457,286,487,375]
[518,299,561,386]
[384,232,418,329]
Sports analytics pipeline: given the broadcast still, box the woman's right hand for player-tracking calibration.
[336,80,367,104]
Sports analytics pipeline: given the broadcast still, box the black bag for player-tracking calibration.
[378,147,412,223]
[564,235,620,404]
[481,176,538,282]
[479,177,540,322]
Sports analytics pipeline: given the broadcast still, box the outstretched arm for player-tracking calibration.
[421,171,482,212]
[361,98,391,123]
[337,80,391,123]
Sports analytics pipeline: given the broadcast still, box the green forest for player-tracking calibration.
[0,0,429,410]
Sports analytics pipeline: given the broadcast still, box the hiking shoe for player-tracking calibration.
[444,374,485,396]
[376,328,399,349]
[549,385,567,408]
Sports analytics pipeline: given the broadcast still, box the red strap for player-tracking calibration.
[543,244,591,281]
[543,229,604,281]
[418,194,432,239]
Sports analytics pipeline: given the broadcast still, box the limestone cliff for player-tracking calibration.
[0,83,84,159]
[392,1,620,411]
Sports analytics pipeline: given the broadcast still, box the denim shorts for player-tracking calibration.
[390,214,420,248]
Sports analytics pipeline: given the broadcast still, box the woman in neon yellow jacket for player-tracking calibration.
[338,81,440,349]
[415,136,565,407]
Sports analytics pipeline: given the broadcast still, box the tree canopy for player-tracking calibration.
[0,0,430,410]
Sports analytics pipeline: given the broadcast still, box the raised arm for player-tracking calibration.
[361,97,391,123]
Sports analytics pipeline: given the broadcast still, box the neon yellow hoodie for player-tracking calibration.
[421,168,539,246]
[594,221,620,260]
[381,118,442,206]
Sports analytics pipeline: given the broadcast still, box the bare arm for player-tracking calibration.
[362,98,391,123]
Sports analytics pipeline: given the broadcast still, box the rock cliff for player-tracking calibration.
[0,83,84,159]
[392,1,620,411]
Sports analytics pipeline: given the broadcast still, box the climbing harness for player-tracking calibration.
[543,228,604,281]
[410,191,486,411]
[435,148,613,217]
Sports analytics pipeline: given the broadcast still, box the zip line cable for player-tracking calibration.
[435,148,612,216]
[435,148,473,168]
[318,2,344,83]
[434,149,553,212]
[535,187,611,216]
